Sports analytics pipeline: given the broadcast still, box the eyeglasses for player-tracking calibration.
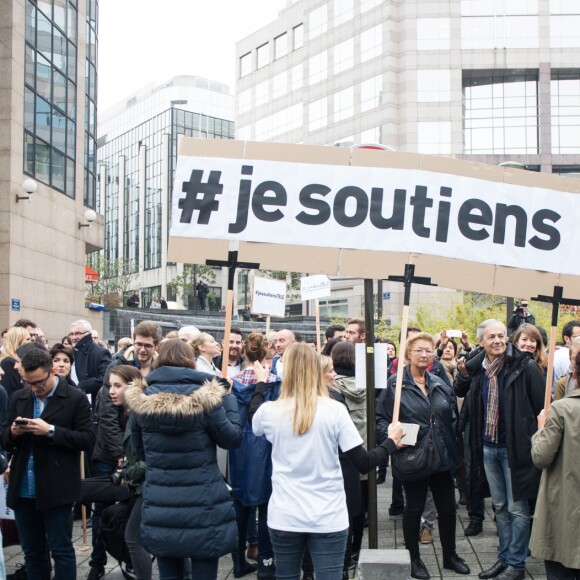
[68,331,88,337]
[135,342,155,350]
[411,349,434,356]
[23,373,51,389]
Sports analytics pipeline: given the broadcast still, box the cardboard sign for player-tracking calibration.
[252,276,286,317]
[167,139,580,298]
[301,275,331,302]
[354,343,389,390]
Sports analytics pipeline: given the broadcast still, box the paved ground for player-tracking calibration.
[4,477,546,579]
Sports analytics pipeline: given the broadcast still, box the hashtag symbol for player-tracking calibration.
[178,170,223,224]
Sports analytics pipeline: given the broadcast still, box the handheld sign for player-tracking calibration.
[252,277,286,318]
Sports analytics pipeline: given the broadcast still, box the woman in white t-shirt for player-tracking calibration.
[251,342,403,580]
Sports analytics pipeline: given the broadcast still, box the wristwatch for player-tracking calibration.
[47,425,55,439]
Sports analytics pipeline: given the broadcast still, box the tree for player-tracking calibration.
[86,254,137,307]
[167,264,217,309]
[258,270,301,302]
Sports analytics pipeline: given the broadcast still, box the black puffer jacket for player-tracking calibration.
[377,367,459,474]
[73,333,112,398]
[454,343,545,502]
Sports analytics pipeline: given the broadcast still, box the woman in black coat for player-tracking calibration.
[126,339,242,580]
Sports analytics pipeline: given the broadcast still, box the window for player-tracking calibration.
[309,51,328,85]
[334,87,353,121]
[291,64,303,91]
[551,0,580,13]
[417,70,451,102]
[240,52,252,77]
[361,0,381,12]
[309,97,327,132]
[463,69,539,154]
[309,4,327,39]
[293,24,304,49]
[257,43,269,68]
[238,89,251,115]
[550,15,580,47]
[361,75,382,112]
[334,0,353,27]
[255,104,303,140]
[551,70,580,153]
[360,127,380,143]
[361,24,382,62]
[417,18,451,50]
[275,33,288,59]
[255,80,269,107]
[461,0,538,15]
[333,38,353,75]
[417,122,452,155]
[273,72,288,99]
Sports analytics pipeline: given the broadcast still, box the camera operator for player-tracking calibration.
[507,300,535,336]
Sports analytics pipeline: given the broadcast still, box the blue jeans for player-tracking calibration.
[269,527,348,580]
[14,499,76,580]
[483,445,530,569]
[157,556,217,580]
[234,499,273,562]
[0,527,5,580]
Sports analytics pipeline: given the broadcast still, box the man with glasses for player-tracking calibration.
[86,321,162,580]
[69,320,111,408]
[1,348,94,580]
[455,319,544,580]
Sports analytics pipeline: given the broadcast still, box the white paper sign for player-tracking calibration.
[0,480,14,520]
[300,275,331,302]
[354,342,389,390]
[401,423,420,446]
[170,155,579,278]
[252,277,286,317]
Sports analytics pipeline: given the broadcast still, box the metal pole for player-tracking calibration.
[364,279,378,549]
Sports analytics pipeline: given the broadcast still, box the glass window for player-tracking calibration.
[309,97,328,132]
[291,64,303,90]
[309,51,327,85]
[461,0,538,15]
[333,38,353,75]
[240,52,252,77]
[417,70,451,102]
[255,80,269,107]
[360,127,380,143]
[38,0,52,19]
[417,18,450,50]
[463,70,539,154]
[274,33,288,59]
[257,43,269,68]
[293,24,303,49]
[67,119,76,158]
[54,0,66,31]
[334,86,353,121]
[361,0,381,12]
[551,0,580,13]
[238,88,251,115]
[24,132,35,175]
[24,88,35,132]
[309,4,328,39]
[35,139,50,183]
[361,24,382,62]
[26,1,36,44]
[273,72,287,99]
[67,40,76,81]
[361,75,382,112]
[551,70,580,153]
[53,26,67,71]
[51,149,65,190]
[67,3,77,38]
[53,69,66,111]
[36,95,51,142]
[551,15,580,47]
[67,80,76,118]
[37,11,52,61]
[25,45,36,88]
[334,0,353,27]
[52,108,66,152]
[417,121,452,154]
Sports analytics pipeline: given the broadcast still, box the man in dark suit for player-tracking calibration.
[1,349,95,580]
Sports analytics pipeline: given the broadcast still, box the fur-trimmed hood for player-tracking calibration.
[125,366,226,419]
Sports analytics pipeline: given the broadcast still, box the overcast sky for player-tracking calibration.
[98,0,287,111]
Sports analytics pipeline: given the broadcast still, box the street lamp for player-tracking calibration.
[79,209,97,229]
[16,178,38,202]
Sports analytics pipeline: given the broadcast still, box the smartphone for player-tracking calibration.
[447,329,462,338]
[14,419,28,425]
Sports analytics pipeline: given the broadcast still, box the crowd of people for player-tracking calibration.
[0,312,577,580]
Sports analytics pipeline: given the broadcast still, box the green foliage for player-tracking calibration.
[258,270,301,301]
[167,264,217,305]
[86,254,137,304]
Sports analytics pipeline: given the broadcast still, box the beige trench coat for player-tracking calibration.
[530,389,580,569]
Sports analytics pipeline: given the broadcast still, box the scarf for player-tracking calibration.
[483,354,505,443]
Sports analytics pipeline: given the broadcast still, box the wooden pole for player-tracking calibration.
[221,289,234,378]
[315,299,321,353]
[545,326,557,411]
[392,304,410,424]
[265,315,271,336]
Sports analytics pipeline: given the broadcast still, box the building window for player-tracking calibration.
[23,0,78,198]
[85,0,98,209]
[417,70,451,102]
[361,0,381,12]
[238,88,251,115]
[333,38,354,75]
[309,4,328,39]
[551,69,580,153]
[309,97,328,132]
[360,127,380,143]
[293,23,304,49]
[417,121,452,155]
[550,15,580,47]
[309,51,328,85]
[334,0,353,27]
[274,33,288,59]
[417,18,451,51]
[257,43,269,68]
[463,69,539,154]
[361,24,382,62]
[240,52,252,77]
[550,0,580,13]
[461,0,539,49]
[272,72,288,99]
[334,87,353,122]
[291,64,303,91]
[255,80,269,107]
[360,75,382,112]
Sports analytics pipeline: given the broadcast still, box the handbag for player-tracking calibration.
[80,475,131,504]
[391,391,441,483]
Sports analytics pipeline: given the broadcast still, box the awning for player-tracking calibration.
[85,265,99,283]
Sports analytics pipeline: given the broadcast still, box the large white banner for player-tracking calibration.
[301,275,331,302]
[170,155,578,278]
[252,277,286,317]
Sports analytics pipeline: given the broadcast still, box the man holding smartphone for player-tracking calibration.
[1,349,95,580]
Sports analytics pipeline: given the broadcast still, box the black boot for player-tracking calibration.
[232,551,258,578]
[257,555,276,579]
